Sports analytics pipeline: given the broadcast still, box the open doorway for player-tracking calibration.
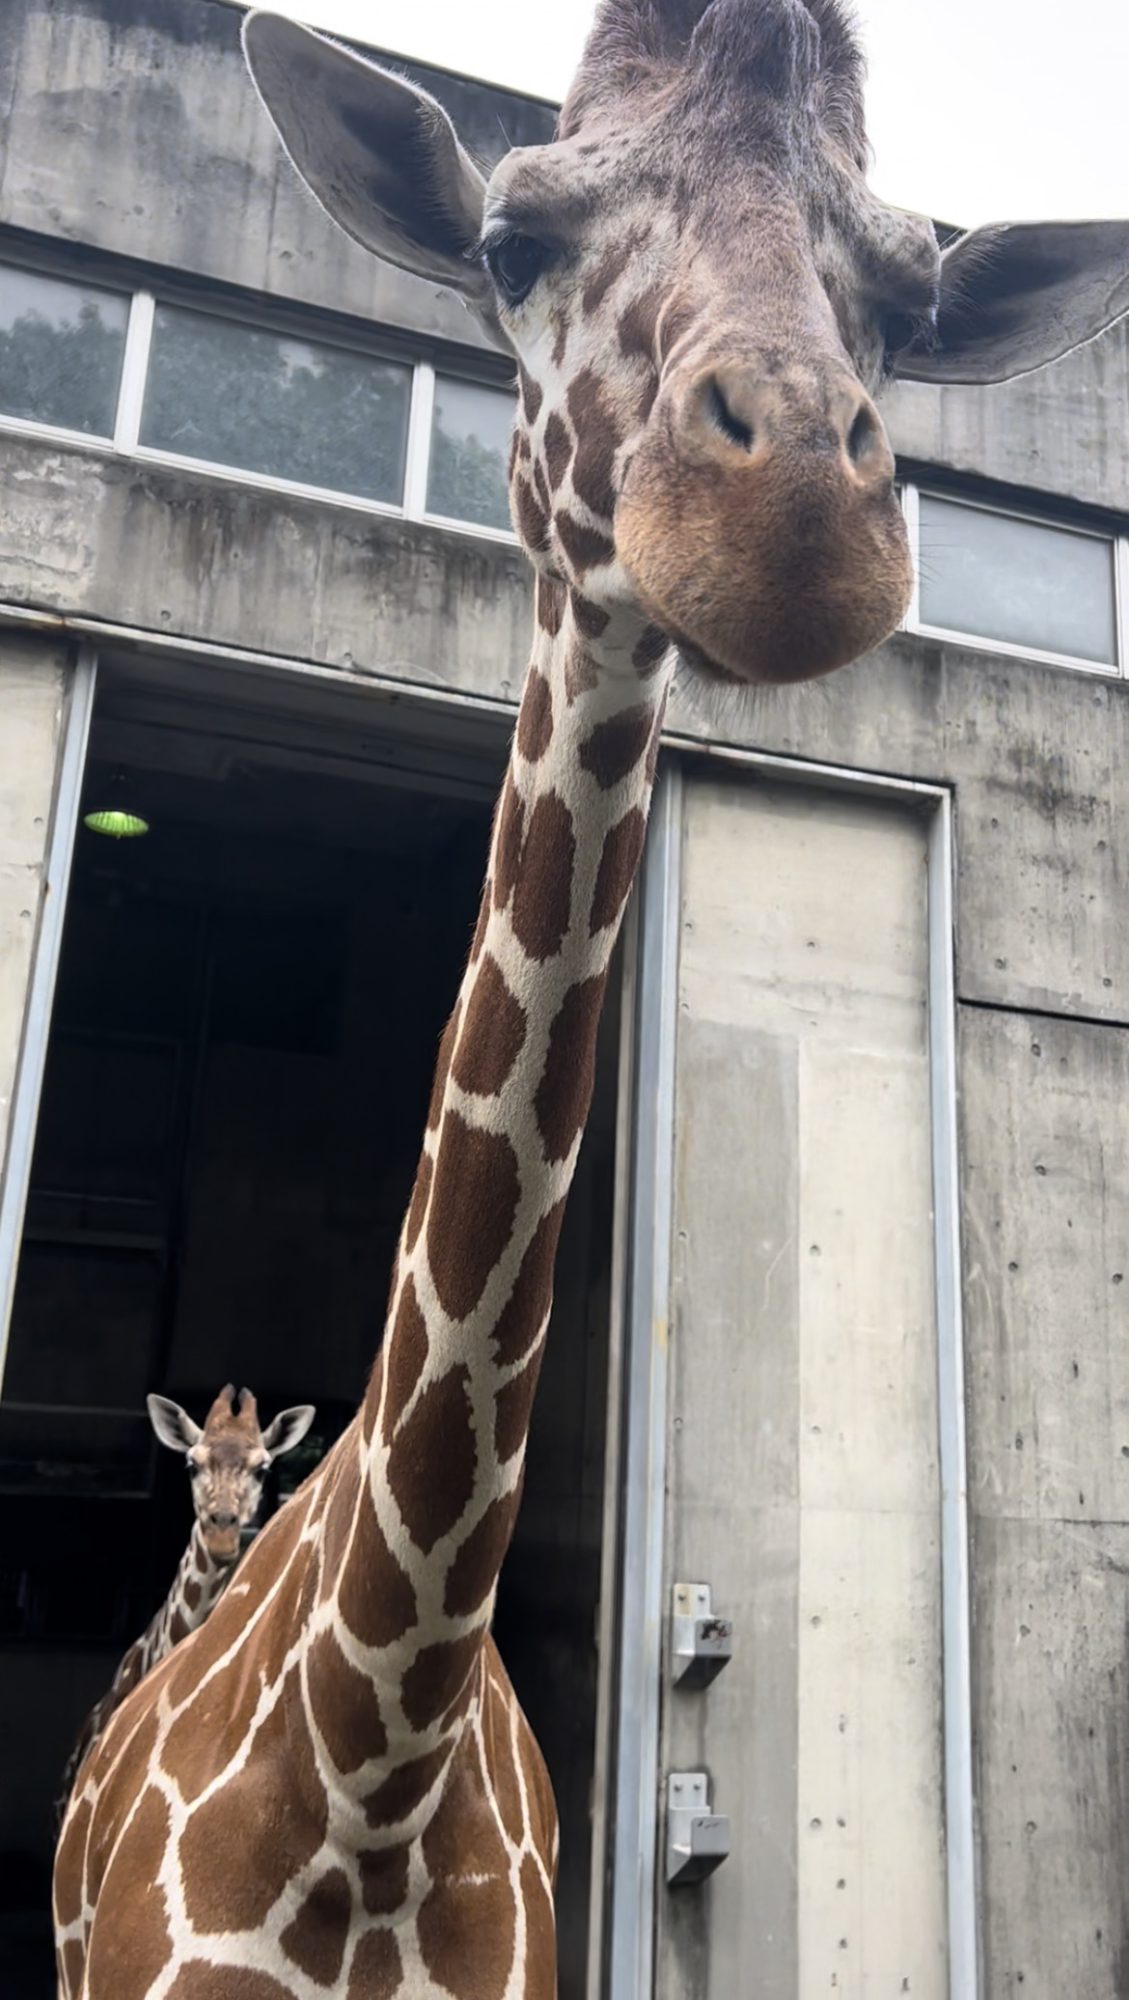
[0,658,619,1998]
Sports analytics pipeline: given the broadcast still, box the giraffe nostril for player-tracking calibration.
[210,1512,237,1531]
[845,398,880,468]
[708,378,754,451]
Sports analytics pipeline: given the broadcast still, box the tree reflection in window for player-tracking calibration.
[427,376,516,532]
[0,268,128,436]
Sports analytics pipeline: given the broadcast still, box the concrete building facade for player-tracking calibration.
[0,3,1127,1995]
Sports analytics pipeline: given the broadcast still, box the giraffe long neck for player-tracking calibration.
[309,590,669,1799]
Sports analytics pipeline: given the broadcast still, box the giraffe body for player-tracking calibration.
[53,2,1129,1993]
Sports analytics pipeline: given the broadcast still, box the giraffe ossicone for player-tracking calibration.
[56,1384,316,1828]
[55,3,1129,1994]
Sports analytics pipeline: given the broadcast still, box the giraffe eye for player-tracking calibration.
[880,308,933,370]
[483,231,551,308]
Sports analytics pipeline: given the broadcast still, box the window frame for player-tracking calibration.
[0,256,520,546]
[901,480,1127,680]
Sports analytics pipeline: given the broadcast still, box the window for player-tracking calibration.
[426,375,514,532]
[0,258,518,539]
[141,305,411,505]
[907,487,1122,674]
[0,266,129,437]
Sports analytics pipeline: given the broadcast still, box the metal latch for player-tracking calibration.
[666,1771,731,1886]
[670,1582,733,1688]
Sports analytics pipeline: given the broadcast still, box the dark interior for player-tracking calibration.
[0,664,617,1998]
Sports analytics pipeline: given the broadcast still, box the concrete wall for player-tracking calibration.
[0,636,67,1179]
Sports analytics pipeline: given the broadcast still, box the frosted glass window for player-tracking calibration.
[427,376,515,531]
[918,492,1117,667]
[141,305,410,503]
[0,265,128,435]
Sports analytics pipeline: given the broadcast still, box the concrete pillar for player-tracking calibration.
[0,634,69,1177]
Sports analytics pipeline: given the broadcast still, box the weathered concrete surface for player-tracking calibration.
[959,1006,1129,1999]
[0,0,552,356]
[3,437,1128,1024]
[660,778,945,2000]
[0,635,66,1176]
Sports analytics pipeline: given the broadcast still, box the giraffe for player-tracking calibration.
[57,1384,316,1822]
[53,3,1129,1994]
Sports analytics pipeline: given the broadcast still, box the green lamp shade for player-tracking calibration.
[83,808,150,838]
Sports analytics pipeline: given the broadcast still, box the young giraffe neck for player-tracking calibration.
[58,1523,233,1820]
[308,585,668,1808]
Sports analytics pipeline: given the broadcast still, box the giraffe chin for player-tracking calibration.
[203,1529,242,1564]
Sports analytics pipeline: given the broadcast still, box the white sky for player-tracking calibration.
[252,0,1129,227]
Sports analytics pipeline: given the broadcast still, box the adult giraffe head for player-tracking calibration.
[147,1383,316,1563]
[244,0,1129,686]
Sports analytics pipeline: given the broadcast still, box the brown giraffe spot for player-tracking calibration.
[492,769,525,911]
[555,509,615,576]
[358,1842,410,1915]
[427,1112,520,1321]
[319,1451,360,1594]
[493,1199,567,1367]
[259,1538,317,1692]
[568,367,621,518]
[579,703,655,789]
[507,428,518,483]
[617,282,664,364]
[381,1275,429,1444]
[423,1730,510,1886]
[163,1613,275,1804]
[521,1852,557,1994]
[308,1628,387,1775]
[658,291,700,364]
[418,1874,516,1999]
[59,1938,85,1997]
[338,1477,418,1647]
[403,1151,432,1256]
[495,1353,541,1462]
[444,1489,521,1618]
[550,310,567,370]
[181,1671,327,1932]
[194,1536,209,1572]
[565,639,600,703]
[54,1794,92,1926]
[536,574,565,636]
[591,806,647,933]
[363,1742,451,1828]
[182,1576,201,1612]
[485,1694,526,1848]
[572,593,611,640]
[387,1362,477,1553]
[348,1926,403,1998]
[535,975,608,1163]
[167,1968,296,2000]
[633,624,669,674]
[167,1608,189,1646]
[451,954,527,1096]
[514,475,549,553]
[280,1866,352,1986]
[518,364,542,425]
[402,1630,482,1731]
[85,1787,171,1999]
[542,410,571,492]
[516,668,554,763]
[510,793,575,962]
[426,1001,461,1133]
[519,1709,559,1879]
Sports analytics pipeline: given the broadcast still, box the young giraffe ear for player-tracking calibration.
[243,13,491,303]
[259,1405,317,1461]
[893,220,1129,386]
[146,1394,202,1454]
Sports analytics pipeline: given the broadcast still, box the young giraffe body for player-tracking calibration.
[54,2,1129,1994]
[57,1386,315,1828]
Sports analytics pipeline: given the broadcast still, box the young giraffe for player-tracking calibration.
[54,3,1129,1993]
[57,1385,316,1821]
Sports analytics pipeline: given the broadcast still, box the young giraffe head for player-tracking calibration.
[147,1383,316,1564]
[245,0,1129,686]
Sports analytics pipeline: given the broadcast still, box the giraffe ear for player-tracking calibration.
[147,1394,202,1453]
[260,1405,317,1461]
[243,13,491,303]
[893,220,1129,386]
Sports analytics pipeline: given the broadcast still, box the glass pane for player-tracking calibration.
[0,264,128,435]
[918,492,1117,666]
[427,375,515,531]
[141,305,410,504]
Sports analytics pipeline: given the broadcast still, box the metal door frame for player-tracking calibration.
[591,746,978,2000]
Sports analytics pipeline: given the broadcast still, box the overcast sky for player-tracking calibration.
[252,0,1129,227]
